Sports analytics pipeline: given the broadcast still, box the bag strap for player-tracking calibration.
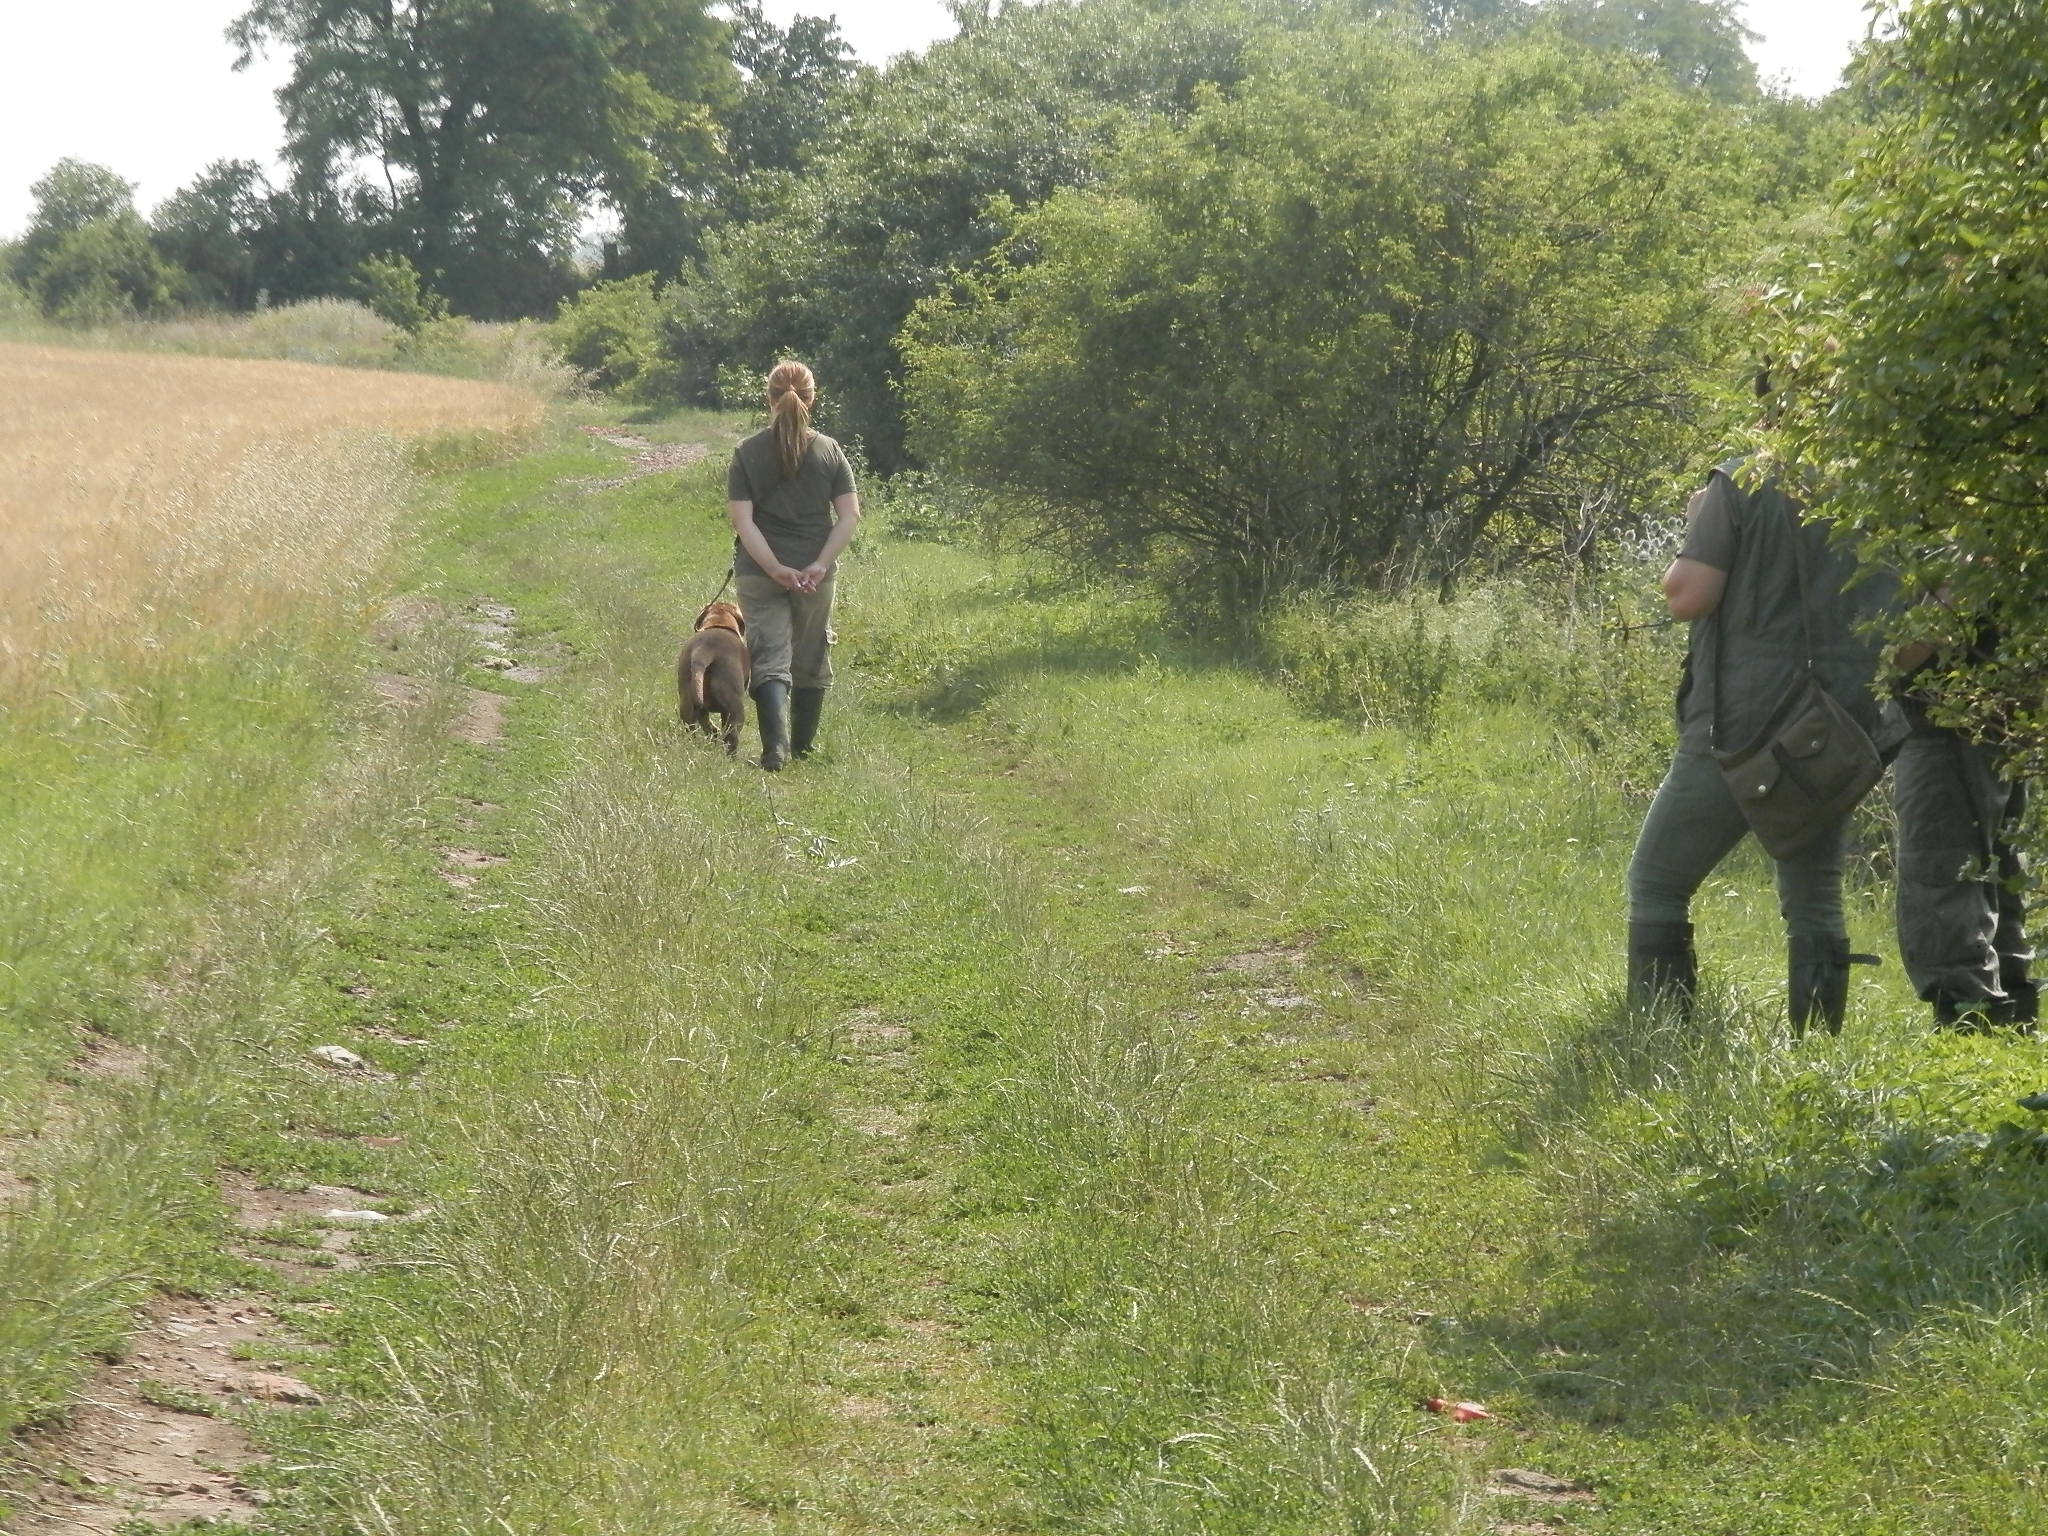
[1784,492,1819,675]
[1707,471,1740,752]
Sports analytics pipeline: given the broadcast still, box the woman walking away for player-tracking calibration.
[1626,400,1895,1034]
[726,361,862,770]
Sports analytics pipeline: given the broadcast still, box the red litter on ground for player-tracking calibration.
[1420,1397,1492,1422]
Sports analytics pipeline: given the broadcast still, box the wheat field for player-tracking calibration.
[0,341,546,689]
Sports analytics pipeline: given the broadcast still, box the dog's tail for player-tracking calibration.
[686,653,713,713]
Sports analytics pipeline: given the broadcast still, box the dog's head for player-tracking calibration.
[694,600,745,636]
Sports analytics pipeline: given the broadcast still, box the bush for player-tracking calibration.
[29,215,183,325]
[902,23,1752,604]
[355,253,449,334]
[547,275,664,397]
[1261,575,1679,790]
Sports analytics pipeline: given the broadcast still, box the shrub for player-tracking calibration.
[29,215,183,324]
[355,253,449,334]
[1261,575,1678,788]
[547,275,663,397]
[902,24,1750,603]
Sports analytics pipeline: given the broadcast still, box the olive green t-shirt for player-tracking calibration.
[726,428,856,575]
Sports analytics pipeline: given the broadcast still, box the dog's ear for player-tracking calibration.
[730,606,746,635]
[693,602,712,631]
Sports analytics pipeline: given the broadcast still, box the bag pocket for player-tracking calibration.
[1714,674,1882,860]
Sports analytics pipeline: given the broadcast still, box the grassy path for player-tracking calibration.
[7,414,2048,1534]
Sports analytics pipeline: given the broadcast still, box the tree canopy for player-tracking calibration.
[901,24,1753,599]
[228,0,732,316]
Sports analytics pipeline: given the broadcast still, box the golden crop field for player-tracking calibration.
[0,341,546,689]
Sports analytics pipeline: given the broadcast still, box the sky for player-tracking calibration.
[0,0,1871,242]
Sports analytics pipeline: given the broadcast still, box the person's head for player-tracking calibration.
[767,360,817,479]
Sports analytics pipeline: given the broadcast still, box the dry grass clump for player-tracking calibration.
[0,297,582,399]
[0,341,545,690]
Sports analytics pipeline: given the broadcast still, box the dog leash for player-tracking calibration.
[700,565,734,608]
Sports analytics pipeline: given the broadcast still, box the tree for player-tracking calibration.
[724,1,861,187]
[151,160,269,309]
[664,0,1300,463]
[901,24,1751,600]
[12,160,184,322]
[30,216,183,324]
[1773,1,2048,817]
[1557,0,1758,100]
[12,160,140,287]
[229,0,733,316]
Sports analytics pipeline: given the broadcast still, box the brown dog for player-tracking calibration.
[677,600,750,755]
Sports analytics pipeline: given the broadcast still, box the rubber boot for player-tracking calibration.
[753,680,790,772]
[1627,920,1696,1015]
[1933,993,2000,1033]
[1934,987,2034,1033]
[1788,934,1876,1037]
[790,686,826,760]
[2002,962,2039,1028]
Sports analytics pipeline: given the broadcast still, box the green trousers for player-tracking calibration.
[1627,750,1849,941]
[1894,708,2031,1006]
[735,567,835,691]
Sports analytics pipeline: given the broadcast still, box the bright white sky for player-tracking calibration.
[0,0,1871,241]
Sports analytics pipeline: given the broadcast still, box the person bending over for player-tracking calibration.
[1627,441,1892,1034]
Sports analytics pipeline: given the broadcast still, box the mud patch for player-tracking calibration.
[74,1031,147,1083]
[372,593,442,648]
[839,1106,915,1139]
[439,846,508,870]
[436,844,507,890]
[223,1174,391,1281]
[1489,1468,1596,1506]
[450,688,506,747]
[369,670,430,712]
[3,1297,316,1532]
[844,1007,910,1052]
[626,440,709,476]
[576,426,710,482]
[1211,942,1310,973]
[828,1393,893,1423]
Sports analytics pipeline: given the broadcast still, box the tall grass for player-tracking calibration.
[0,295,580,395]
[0,340,545,691]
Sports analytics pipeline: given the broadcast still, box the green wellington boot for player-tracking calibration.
[790,686,826,759]
[1788,934,1880,1037]
[753,680,790,772]
[1627,920,1697,1015]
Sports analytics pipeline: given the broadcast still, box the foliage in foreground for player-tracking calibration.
[903,23,1759,600]
[1776,0,2048,839]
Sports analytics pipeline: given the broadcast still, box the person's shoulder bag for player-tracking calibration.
[1710,483,1884,860]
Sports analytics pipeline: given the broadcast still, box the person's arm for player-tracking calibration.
[1662,485,1730,621]
[796,492,862,590]
[729,499,803,591]
[1663,558,1727,621]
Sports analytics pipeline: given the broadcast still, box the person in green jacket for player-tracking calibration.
[726,360,863,770]
[1626,427,1894,1034]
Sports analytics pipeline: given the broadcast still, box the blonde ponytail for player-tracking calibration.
[766,360,817,479]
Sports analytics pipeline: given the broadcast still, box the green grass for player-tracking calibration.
[4,405,2046,1533]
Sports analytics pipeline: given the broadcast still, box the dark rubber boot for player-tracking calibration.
[2002,962,2039,1027]
[1788,934,1875,1037]
[2009,981,2041,1028]
[790,686,826,759]
[1627,920,1696,1015]
[754,680,790,772]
